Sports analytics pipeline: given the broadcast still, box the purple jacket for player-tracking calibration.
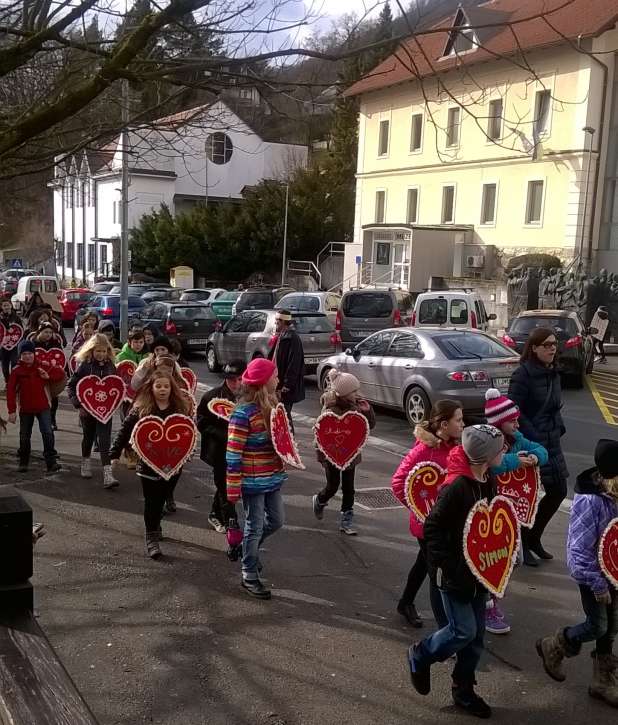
[567,467,618,593]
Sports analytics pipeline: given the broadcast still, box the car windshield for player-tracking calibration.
[216,291,239,302]
[66,291,92,301]
[419,299,448,325]
[237,292,272,309]
[510,316,577,339]
[182,291,209,301]
[433,333,513,360]
[293,315,332,333]
[342,293,392,318]
[280,295,321,312]
[171,306,215,321]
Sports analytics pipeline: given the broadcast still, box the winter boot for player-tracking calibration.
[18,459,28,473]
[536,628,569,682]
[164,495,177,514]
[340,509,357,536]
[145,532,162,560]
[80,457,92,479]
[312,494,326,520]
[589,651,618,707]
[452,682,492,719]
[103,465,119,489]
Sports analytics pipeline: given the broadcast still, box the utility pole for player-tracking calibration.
[580,126,596,267]
[119,78,130,341]
[280,184,289,285]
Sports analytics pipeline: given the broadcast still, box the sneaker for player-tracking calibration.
[80,457,92,479]
[208,513,226,533]
[312,494,326,520]
[340,509,357,536]
[145,533,162,560]
[452,685,492,718]
[46,462,62,474]
[407,645,431,695]
[485,604,511,635]
[397,601,423,628]
[241,578,271,600]
[103,465,119,489]
[164,497,177,514]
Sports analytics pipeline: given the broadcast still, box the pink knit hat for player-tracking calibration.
[484,388,519,427]
[242,358,277,387]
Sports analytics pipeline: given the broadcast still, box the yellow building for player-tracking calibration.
[342,0,618,292]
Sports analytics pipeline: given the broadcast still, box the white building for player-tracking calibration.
[51,100,308,283]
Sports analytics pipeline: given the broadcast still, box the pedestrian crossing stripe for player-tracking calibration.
[586,372,618,426]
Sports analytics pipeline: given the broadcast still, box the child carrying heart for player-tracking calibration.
[116,329,149,469]
[311,369,375,536]
[33,322,66,430]
[109,370,193,560]
[0,299,21,389]
[68,334,119,489]
[408,424,506,719]
[536,439,618,707]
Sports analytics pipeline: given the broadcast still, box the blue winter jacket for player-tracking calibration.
[490,430,548,475]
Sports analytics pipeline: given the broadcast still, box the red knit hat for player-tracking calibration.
[242,358,277,387]
[484,388,519,427]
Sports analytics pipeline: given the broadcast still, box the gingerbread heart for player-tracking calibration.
[599,518,618,589]
[68,354,80,374]
[76,374,125,423]
[180,367,197,394]
[270,403,304,469]
[181,389,197,417]
[314,410,369,471]
[35,347,66,369]
[404,461,447,523]
[463,496,520,598]
[1,322,23,351]
[496,465,540,528]
[130,413,197,480]
[207,397,235,421]
[115,360,137,401]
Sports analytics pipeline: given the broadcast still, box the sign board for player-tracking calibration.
[355,256,362,266]
[170,265,193,289]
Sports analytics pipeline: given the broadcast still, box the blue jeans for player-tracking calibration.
[414,589,487,685]
[19,410,57,465]
[565,585,618,655]
[241,489,285,581]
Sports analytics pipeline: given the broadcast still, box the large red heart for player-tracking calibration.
[180,367,197,394]
[404,461,447,523]
[270,403,304,469]
[68,354,80,374]
[599,518,618,589]
[207,397,235,421]
[314,411,369,471]
[116,360,137,401]
[463,496,520,598]
[130,414,197,480]
[35,347,66,369]
[1,322,23,351]
[76,375,125,423]
[496,466,540,528]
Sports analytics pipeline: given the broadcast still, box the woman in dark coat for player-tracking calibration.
[508,327,568,567]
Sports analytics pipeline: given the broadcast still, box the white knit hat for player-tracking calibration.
[484,388,519,427]
[328,369,360,398]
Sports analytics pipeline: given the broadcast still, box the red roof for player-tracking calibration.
[346,0,618,97]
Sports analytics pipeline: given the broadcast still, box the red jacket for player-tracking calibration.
[7,362,63,415]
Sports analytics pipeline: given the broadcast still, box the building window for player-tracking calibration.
[446,107,460,147]
[444,8,477,56]
[487,99,503,140]
[441,185,455,224]
[375,242,391,266]
[87,244,96,272]
[480,183,497,225]
[525,180,544,225]
[533,89,551,137]
[375,190,386,223]
[406,188,419,224]
[378,119,390,156]
[112,200,120,224]
[67,243,74,267]
[100,244,108,270]
[77,243,84,270]
[410,114,423,152]
[206,132,234,164]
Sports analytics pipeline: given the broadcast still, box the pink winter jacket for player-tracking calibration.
[391,424,457,539]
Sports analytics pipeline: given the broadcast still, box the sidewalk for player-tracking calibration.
[0,395,613,725]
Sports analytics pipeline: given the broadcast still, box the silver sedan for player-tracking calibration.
[317,327,519,425]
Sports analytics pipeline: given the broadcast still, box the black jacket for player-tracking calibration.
[67,359,117,408]
[424,473,496,602]
[196,382,235,466]
[270,326,305,404]
[508,359,569,490]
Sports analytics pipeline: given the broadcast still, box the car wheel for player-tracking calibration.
[206,345,221,373]
[585,349,594,375]
[405,386,431,426]
[319,367,332,392]
[252,351,263,359]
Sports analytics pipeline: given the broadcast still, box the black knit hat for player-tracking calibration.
[594,439,618,479]
[18,340,36,355]
[224,359,246,378]
[152,335,172,352]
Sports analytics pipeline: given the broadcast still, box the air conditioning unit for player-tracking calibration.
[466,254,485,268]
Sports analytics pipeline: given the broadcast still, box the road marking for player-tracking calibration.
[585,373,618,426]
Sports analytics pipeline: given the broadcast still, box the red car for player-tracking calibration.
[59,288,94,323]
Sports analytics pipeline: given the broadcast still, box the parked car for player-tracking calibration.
[179,288,226,304]
[411,289,496,331]
[79,294,146,330]
[137,301,218,352]
[59,288,94,324]
[233,286,295,315]
[336,288,414,346]
[11,276,60,316]
[108,282,171,296]
[210,290,241,322]
[317,328,518,425]
[275,291,341,324]
[206,310,338,374]
[502,309,595,387]
[0,268,38,299]
[140,288,184,305]
[92,280,118,294]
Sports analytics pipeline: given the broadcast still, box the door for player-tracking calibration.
[385,332,424,406]
[244,312,269,358]
[392,243,410,287]
[219,313,249,364]
[348,331,394,403]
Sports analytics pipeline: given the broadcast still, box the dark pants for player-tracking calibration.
[211,459,235,524]
[318,462,355,511]
[565,586,618,656]
[595,339,606,359]
[400,539,448,627]
[1,348,18,383]
[50,397,58,425]
[283,400,295,434]
[81,414,112,466]
[527,473,567,544]
[141,474,180,533]
[19,410,56,465]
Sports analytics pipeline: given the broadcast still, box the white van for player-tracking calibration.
[411,290,496,332]
[11,275,61,316]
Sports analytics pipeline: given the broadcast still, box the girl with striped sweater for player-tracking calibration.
[226,358,286,600]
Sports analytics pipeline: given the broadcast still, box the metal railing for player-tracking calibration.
[286,259,322,288]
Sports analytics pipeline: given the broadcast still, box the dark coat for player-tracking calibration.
[196,382,235,467]
[67,358,117,408]
[508,359,569,492]
[270,326,305,404]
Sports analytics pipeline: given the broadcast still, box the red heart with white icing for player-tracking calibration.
[69,354,80,374]
[496,465,540,528]
[76,374,125,423]
[463,496,520,598]
[130,413,197,480]
[115,360,137,401]
[314,411,369,471]
[404,461,447,523]
[270,403,304,469]
[207,397,235,421]
[180,367,197,394]
[599,518,618,589]
[35,347,66,369]
[1,322,23,351]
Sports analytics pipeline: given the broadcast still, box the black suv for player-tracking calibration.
[234,286,295,313]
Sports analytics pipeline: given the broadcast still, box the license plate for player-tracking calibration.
[188,338,208,345]
[351,330,367,337]
[304,356,322,364]
[493,376,511,389]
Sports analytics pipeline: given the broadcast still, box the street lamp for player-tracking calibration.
[580,125,596,265]
[281,183,289,285]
